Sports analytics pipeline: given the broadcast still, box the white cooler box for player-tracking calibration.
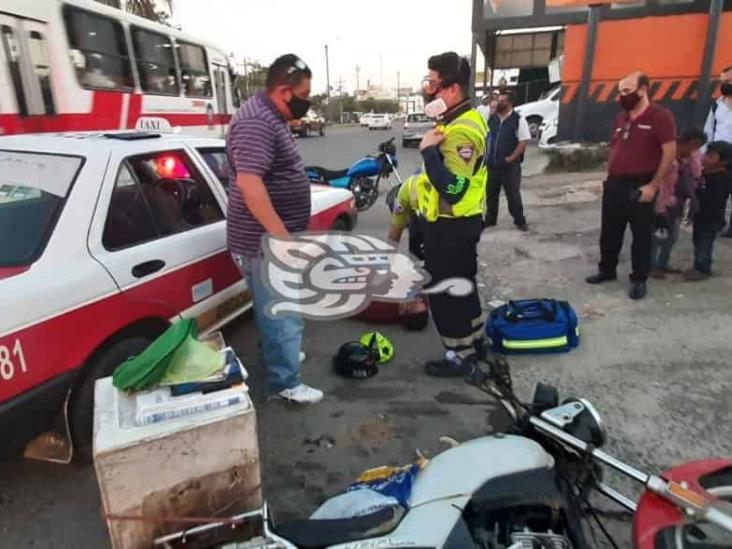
[93,377,261,549]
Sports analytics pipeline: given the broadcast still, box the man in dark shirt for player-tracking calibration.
[226,54,322,404]
[684,141,732,280]
[586,72,677,300]
[485,90,531,231]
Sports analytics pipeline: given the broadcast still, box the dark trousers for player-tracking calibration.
[486,163,526,226]
[598,175,655,282]
[408,215,426,261]
[424,215,484,356]
[722,172,732,231]
[693,221,718,274]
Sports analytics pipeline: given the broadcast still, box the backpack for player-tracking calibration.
[485,299,580,354]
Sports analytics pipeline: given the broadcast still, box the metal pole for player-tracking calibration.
[482,31,489,96]
[324,44,331,100]
[396,71,400,113]
[695,0,723,126]
[573,5,601,142]
[469,34,478,99]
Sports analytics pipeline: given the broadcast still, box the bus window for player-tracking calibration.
[132,27,178,96]
[63,6,134,90]
[28,31,55,115]
[0,24,27,115]
[178,42,211,97]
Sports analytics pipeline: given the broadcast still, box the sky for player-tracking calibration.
[171,0,475,95]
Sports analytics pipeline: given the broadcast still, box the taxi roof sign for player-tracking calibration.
[135,116,175,133]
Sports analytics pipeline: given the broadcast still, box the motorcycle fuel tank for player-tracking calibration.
[410,434,555,508]
[347,156,381,178]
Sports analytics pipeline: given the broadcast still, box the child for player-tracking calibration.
[684,141,732,281]
[650,127,707,278]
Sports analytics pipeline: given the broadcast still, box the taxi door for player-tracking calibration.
[87,143,238,331]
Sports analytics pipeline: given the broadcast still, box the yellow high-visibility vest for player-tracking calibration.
[416,108,488,222]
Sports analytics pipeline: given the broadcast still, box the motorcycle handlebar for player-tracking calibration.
[467,360,732,535]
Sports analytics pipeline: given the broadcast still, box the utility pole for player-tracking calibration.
[379,53,383,89]
[396,71,400,112]
[324,44,331,100]
[336,75,345,124]
[355,65,360,92]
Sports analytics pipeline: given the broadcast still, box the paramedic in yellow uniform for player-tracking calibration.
[387,174,426,260]
[417,52,489,377]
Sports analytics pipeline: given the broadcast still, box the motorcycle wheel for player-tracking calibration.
[351,176,378,212]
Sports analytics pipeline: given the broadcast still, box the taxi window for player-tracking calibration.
[0,152,83,266]
[103,150,224,251]
[197,147,231,192]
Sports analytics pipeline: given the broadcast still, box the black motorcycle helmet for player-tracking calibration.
[333,341,379,379]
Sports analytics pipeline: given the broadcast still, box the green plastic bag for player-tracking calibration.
[159,334,224,385]
[112,319,199,391]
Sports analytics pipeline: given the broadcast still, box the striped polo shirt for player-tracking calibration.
[226,91,311,257]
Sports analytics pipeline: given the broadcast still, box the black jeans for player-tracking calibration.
[598,175,655,282]
[424,215,484,355]
[693,221,718,274]
[486,163,526,226]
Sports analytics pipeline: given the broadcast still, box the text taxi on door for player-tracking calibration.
[0,128,356,451]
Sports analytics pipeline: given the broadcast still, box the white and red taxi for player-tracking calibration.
[0,131,356,448]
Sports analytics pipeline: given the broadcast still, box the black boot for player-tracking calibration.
[586,272,617,284]
[629,281,647,300]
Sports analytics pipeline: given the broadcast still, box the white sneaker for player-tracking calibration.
[276,383,323,404]
[299,351,306,364]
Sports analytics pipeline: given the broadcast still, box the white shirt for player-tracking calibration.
[497,109,532,141]
[477,104,490,123]
[704,97,732,144]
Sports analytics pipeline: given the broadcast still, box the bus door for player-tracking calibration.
[0,15,55,118]
[212,63,228,137]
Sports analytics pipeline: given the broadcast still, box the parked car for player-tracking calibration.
[368,114,392,130]
[0,131,356,452]
[538,113,559,149]
[515,85,560,139]
[402,112,434,148]
[289,110,326,137]
[360,113,373,127]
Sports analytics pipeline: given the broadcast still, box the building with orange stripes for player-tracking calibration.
[471,0,732,142]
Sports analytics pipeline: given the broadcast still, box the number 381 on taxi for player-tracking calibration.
[0,130,356,453]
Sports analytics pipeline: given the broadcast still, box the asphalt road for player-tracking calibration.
[0,124,511,548]
[2,125,729,548]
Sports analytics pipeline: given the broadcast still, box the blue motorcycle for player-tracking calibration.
[306,137,403,212]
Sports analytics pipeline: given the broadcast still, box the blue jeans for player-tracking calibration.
[233,254,303,393]
[692,222,718,275]
[650,217,680,269]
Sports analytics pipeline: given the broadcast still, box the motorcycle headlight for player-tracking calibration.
[541,398,606,447]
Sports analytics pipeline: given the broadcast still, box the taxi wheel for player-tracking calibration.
[70,336,153,457]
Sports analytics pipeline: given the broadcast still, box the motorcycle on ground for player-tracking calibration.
[155,359,732,548]
[306,137,402,212]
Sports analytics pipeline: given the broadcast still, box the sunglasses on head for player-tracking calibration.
[285,58,309,76]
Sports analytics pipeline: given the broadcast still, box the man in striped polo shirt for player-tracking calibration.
[226,54,322,404]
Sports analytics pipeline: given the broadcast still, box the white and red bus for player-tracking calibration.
[0,0,237,137]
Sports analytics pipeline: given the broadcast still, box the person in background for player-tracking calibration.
[485,90,530,231]
[650,127,707,279]
[585,72,677,300]
[684,141,732,281]
[387,174,426,261]
[477,95,491,122]
[703,66,732,236]
[226,54,322,404]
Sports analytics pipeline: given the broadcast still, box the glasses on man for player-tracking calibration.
[421,77,455,95]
